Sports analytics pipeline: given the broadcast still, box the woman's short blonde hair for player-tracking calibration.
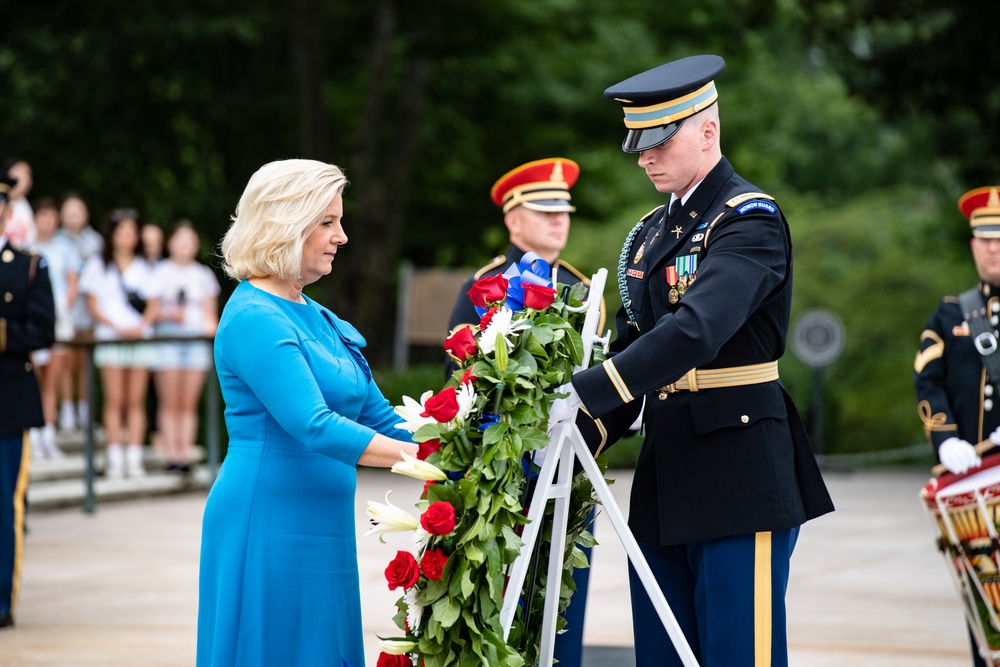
[221,159,348,281]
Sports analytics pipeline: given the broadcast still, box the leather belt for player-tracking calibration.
[657,361,779,399]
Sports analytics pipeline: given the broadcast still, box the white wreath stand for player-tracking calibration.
[499,268,700,667]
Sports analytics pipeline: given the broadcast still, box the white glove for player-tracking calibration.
[939,437,982,475]
[546,383,583,435]
[990,426,1000,447]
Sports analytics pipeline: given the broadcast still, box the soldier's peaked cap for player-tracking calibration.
[604,54,725,153]
[491,158,579,214]
[960,186,1000,238]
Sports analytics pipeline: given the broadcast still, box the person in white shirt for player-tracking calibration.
[59,193,103,431]
[152,221,220,474]
[1,158,35,250]
[28,198,81,459]
[78,208,159,478]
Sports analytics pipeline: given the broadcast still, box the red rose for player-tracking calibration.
[420,386,459,422]
[523,283,557,310]
[416,439,441,461]
[479,306,499,329]
[384,550,420,590]
[460,367,477,385]
[377,653,410,667]
[444,326,477,361]
[420,501,456,535]
[467,274,508,308]
[421,480,435,498]
[420,549,448,580]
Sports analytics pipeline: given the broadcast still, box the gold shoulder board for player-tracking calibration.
[472,256,507,280]
[726,192,776,208]
[640,205,665,221]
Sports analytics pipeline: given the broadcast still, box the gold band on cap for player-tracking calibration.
[621,81,718,129]
[501,182,574,214]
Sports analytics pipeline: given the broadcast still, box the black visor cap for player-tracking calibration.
[621,119,685,154]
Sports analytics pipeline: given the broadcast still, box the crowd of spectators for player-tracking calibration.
[5,158,220,478]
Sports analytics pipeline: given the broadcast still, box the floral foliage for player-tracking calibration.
[365,253,603,667]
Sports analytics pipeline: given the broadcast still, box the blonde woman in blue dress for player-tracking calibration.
[197,159,418,666]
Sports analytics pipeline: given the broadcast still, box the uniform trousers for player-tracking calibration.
[629,527,798,667]
[0,432,30,616]
[552,515,593,667]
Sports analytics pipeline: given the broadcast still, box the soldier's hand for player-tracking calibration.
[990,426,1000,447]
[546,382,583,436]
[939,437,982,475]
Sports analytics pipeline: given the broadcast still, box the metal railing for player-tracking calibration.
[66,333,222,513]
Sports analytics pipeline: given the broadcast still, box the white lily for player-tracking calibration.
[394,390,437,433]
[392,450,448,481]
[364,491,420,542]
[379,638,418,655]
[454,380,478,424]
[412,526,431,548]
[404,587,424,637]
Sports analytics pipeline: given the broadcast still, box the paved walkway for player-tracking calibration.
[0,466,975,666]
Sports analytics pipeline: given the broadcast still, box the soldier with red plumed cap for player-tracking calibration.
[915,185,1000,667]
[446,157,601,667]
[447,157,601,335]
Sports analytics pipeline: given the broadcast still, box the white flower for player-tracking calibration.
[392,451,448,481]
[379,638,418,655]
[478,307,521,355]
[412,526,431,548]
[454,380,477,424]
[364,491,420,542]
[394,391,437,433]
[404,587,424,637]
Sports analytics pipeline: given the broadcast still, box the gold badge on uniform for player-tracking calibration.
[633,243,645,264]
[1,249,13,263]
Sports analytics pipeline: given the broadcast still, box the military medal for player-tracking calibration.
[633,242,645,263]
[666,266,679,304]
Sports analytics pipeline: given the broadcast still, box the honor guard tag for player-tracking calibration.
[736,200,777,215]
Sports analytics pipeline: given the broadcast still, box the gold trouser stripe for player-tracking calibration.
[11,431,30,614]
[665,361,779,392]
[754,532,773,667]
[603,360,635,403]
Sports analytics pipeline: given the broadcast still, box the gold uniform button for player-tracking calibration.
[741,415,750,424]
[25,362,33,372]
[3,292,11,302]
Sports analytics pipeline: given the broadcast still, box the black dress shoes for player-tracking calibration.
[0,611,14,628]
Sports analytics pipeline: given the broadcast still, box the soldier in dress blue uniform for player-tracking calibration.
[914,186,1000,667]
[0,170,55,629]
[548,55,834,666]
[446,158,603,667]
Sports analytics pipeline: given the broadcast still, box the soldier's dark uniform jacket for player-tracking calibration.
[572,156,834,546]
[447,244,605,334]
[914,283,1000,458]
[0,239,55,437]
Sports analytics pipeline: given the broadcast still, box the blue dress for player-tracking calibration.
[197,281,404,667]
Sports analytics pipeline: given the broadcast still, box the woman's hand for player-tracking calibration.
[358,434,419,468]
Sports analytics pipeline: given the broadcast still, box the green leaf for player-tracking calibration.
[431,594,462,629]
[518,425,549,452]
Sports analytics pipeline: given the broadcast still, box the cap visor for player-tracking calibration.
[621,122,682,153]
[520,200,575,213]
